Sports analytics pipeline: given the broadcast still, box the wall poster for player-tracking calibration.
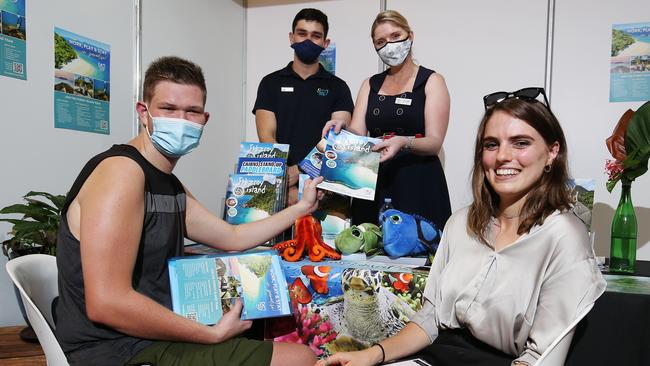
[320,42,336,75]
[54,27,110,134]
[0,0,26,80]
[610,22,650,102]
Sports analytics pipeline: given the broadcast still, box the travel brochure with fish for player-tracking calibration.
[272,259,428,357]
[317,129,381,201]
[224,174,278,225]
[168,251,292,324]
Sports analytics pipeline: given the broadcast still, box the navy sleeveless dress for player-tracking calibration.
[351,66,451,230]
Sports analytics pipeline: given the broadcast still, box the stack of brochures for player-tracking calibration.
[223,143,289,243]
[168,251,292,324]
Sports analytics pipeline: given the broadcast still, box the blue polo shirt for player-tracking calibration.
[253,62,354,166]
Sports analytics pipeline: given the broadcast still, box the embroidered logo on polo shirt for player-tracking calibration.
[316,88,329,96]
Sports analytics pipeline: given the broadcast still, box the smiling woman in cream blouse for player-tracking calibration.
[317,88,605,366]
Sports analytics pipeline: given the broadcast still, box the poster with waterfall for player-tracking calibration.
[0,0,26,80]
[168,251,292,324]
[54,27,110,134]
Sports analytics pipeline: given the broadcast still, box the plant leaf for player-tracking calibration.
[606,178,619,192]
[624,101,650,181]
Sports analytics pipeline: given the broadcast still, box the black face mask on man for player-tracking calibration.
[291,39,325,64]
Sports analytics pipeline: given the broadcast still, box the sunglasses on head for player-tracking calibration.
[483,87,549,111]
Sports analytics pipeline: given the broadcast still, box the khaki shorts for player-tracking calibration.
[126,337,273,366]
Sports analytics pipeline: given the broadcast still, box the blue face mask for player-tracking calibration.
[146,108,204,158]
[291,39,325,64]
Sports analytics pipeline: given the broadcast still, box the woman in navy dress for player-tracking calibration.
[324,10,451,229]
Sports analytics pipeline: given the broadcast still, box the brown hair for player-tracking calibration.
[467,98,573,244]
[142,56,206,104]
[371,10,412,39]
[293,8,329,37]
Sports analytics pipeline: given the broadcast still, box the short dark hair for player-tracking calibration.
[143,56,206,104]
[468,98,572,244]
[292,8,329,37]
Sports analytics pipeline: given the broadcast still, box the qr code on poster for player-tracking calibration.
[12,62,24,75]
[185,312,198,322]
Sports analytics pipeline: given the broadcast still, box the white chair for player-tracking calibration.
[535,303,594,366]
[6,254,69,366]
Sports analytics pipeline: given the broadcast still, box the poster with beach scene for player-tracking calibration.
[0,0,26,80]
[610,22,650,102]
[54,27,110,134]
[320,42,336,75]
[569,178,595,231]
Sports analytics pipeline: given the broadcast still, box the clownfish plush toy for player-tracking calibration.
[379,209,441,258]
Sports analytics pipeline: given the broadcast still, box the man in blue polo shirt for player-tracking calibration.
[253,8,354,205]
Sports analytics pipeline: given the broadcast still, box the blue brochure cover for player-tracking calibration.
[318,130,381,201]
[169,251,292,324]
[224,174,278,225]
[298,138,327,178]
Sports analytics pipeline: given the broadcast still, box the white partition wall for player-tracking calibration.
[552,0,650,258]
[0,0,138,326]
[386,0,550,210]
[245,0,381,142]
[141,0,246,217]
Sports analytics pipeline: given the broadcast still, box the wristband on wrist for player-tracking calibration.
[402,136,415,152]
[373,343,385,364]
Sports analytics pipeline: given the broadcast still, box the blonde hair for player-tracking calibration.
[371,10,412,39]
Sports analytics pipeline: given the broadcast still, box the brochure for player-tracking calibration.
[298,138,327,179]
[317,129,381,201]
[236,142,290,215]
[299,174,351,246]
[168,251,292,324]
[224,174,278,225]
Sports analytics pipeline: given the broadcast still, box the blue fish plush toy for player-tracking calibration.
[379,209,441,258]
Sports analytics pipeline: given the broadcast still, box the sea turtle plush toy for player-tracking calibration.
[334,223,382,255]
[379,208,441,258]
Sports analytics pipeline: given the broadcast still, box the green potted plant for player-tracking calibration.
[1,191,66,258]
[1,191,66,342]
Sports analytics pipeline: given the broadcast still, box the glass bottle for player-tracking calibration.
[378,197,394,220]
[609,179,637,273]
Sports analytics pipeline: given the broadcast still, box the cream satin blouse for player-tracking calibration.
[411,207,606,365]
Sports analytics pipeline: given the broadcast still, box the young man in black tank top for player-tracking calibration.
[55,56,322,366]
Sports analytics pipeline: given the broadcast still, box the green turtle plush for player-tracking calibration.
[334,223,382,255]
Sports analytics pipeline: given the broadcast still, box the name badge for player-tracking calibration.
[281,87,294,92]
[395,97,412,106]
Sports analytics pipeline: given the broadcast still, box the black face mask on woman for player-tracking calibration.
[291,39,325,64]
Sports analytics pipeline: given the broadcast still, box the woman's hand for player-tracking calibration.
[372,136,409,163]
[322,119,348,138]
[295,176,324,216]
[314,347,381,366]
